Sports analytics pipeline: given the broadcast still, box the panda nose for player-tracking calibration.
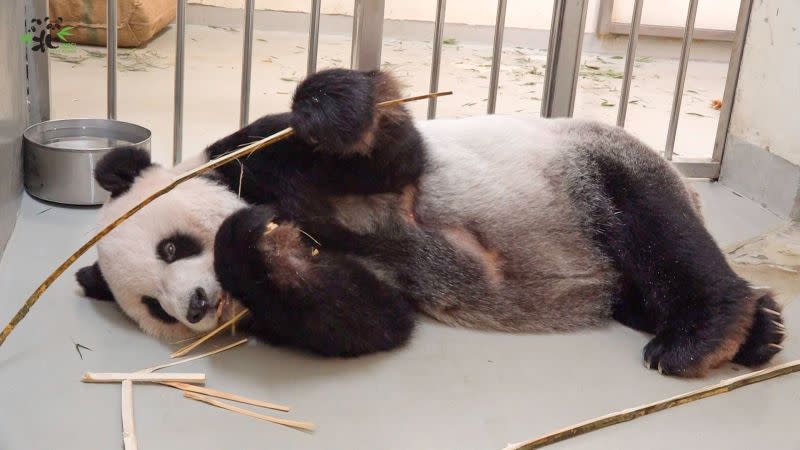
[186,288,209,324]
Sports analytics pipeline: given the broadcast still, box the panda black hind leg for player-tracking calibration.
[566,123,784,377]
[213,205,415,357]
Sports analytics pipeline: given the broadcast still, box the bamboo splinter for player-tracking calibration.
[184,391,315,431]
[171,310,249,358]
[121,379,138,450]
[82,372,206,384]
[502,359,800,450]
[139,338,248,373]
[0,90,452,349]
[160,381,290,412]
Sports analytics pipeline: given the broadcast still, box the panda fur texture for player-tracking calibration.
[77,69,784,377]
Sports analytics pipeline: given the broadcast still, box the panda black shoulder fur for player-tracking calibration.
[77,69,784,377]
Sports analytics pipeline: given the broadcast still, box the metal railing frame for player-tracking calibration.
[96,0,752,177]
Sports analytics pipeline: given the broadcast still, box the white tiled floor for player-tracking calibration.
[1,180,796,450]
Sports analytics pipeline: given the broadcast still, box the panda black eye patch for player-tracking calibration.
[157,233,203,263]
[141,296,178,324]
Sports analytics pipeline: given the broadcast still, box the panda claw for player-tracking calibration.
[762,307,781,317]
[772,320,785,329]
[768,343,783,350]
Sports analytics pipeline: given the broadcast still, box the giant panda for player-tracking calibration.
[76,68,784,377]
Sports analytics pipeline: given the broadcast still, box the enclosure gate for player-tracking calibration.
[30,0,753,178]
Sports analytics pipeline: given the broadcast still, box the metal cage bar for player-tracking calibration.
[307,0,322,75]
[350,0,385,71]
[616,0,643,127]
[239,0,255,128]
[427,0,447,119]
[107,0,117,119]
[486,0,507,114]
[541,0,589,118]
[664,0,699,161]
[712,0,753,166]
[172,0,186,164]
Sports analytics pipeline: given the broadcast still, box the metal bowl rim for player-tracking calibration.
[23,118,152,153]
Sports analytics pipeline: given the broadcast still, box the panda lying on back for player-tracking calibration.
[77,69,784,377]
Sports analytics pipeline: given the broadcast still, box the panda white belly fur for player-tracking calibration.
[366,115,616,332]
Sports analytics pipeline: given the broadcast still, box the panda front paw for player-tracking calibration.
[291,68,377,154]
[214,205,276,300]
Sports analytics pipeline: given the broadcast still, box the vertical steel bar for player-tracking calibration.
[664,0,699,161]
[427,0,447,119]
[712,0,753,167]
[307,0,321,75]
[173,0,186,165]
[107,0,117,119]
[350,0,385,70]
[541,0,589,118]
[542,0,564,117]
[240,0,255,128]
[616,0,643,127]
[486,0,508,114]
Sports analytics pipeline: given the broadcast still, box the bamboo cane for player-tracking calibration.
[184,391,315,431]
[502,359,800,450]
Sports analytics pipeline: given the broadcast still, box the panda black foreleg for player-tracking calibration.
[214,205,415,357]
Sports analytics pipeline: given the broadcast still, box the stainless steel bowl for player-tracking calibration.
[23,118,151,205]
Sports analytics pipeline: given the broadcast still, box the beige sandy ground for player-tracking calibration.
[48,24,728,166]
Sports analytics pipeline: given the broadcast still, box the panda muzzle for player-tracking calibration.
[186,287,210,324]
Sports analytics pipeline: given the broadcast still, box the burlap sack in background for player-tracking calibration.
[49,0,176,47]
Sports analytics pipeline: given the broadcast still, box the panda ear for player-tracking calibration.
[76,262,116,302]
[94,147,153,198]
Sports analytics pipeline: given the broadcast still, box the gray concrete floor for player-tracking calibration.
[0,180,797,450]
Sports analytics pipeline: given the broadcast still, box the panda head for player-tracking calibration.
[76,147,247,340]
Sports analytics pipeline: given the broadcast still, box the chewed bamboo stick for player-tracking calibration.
[502,359,800,450]
[171,310,249,358]
[121,379,138,450]
[140,338,248,373]
[82,372,206,384]
[0,90,452,349]
[160,381,290,412]
[184,391,315,431]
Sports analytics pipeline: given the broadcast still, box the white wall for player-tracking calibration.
[728,0,800,166]
[0,0,27,260]
[188,0,740,32]
[612,0,737,31]
[190,0,572,30]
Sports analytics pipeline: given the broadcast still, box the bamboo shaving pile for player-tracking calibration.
[84,333,314,450]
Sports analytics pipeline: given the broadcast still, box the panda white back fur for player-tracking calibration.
[78,69,784,377]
